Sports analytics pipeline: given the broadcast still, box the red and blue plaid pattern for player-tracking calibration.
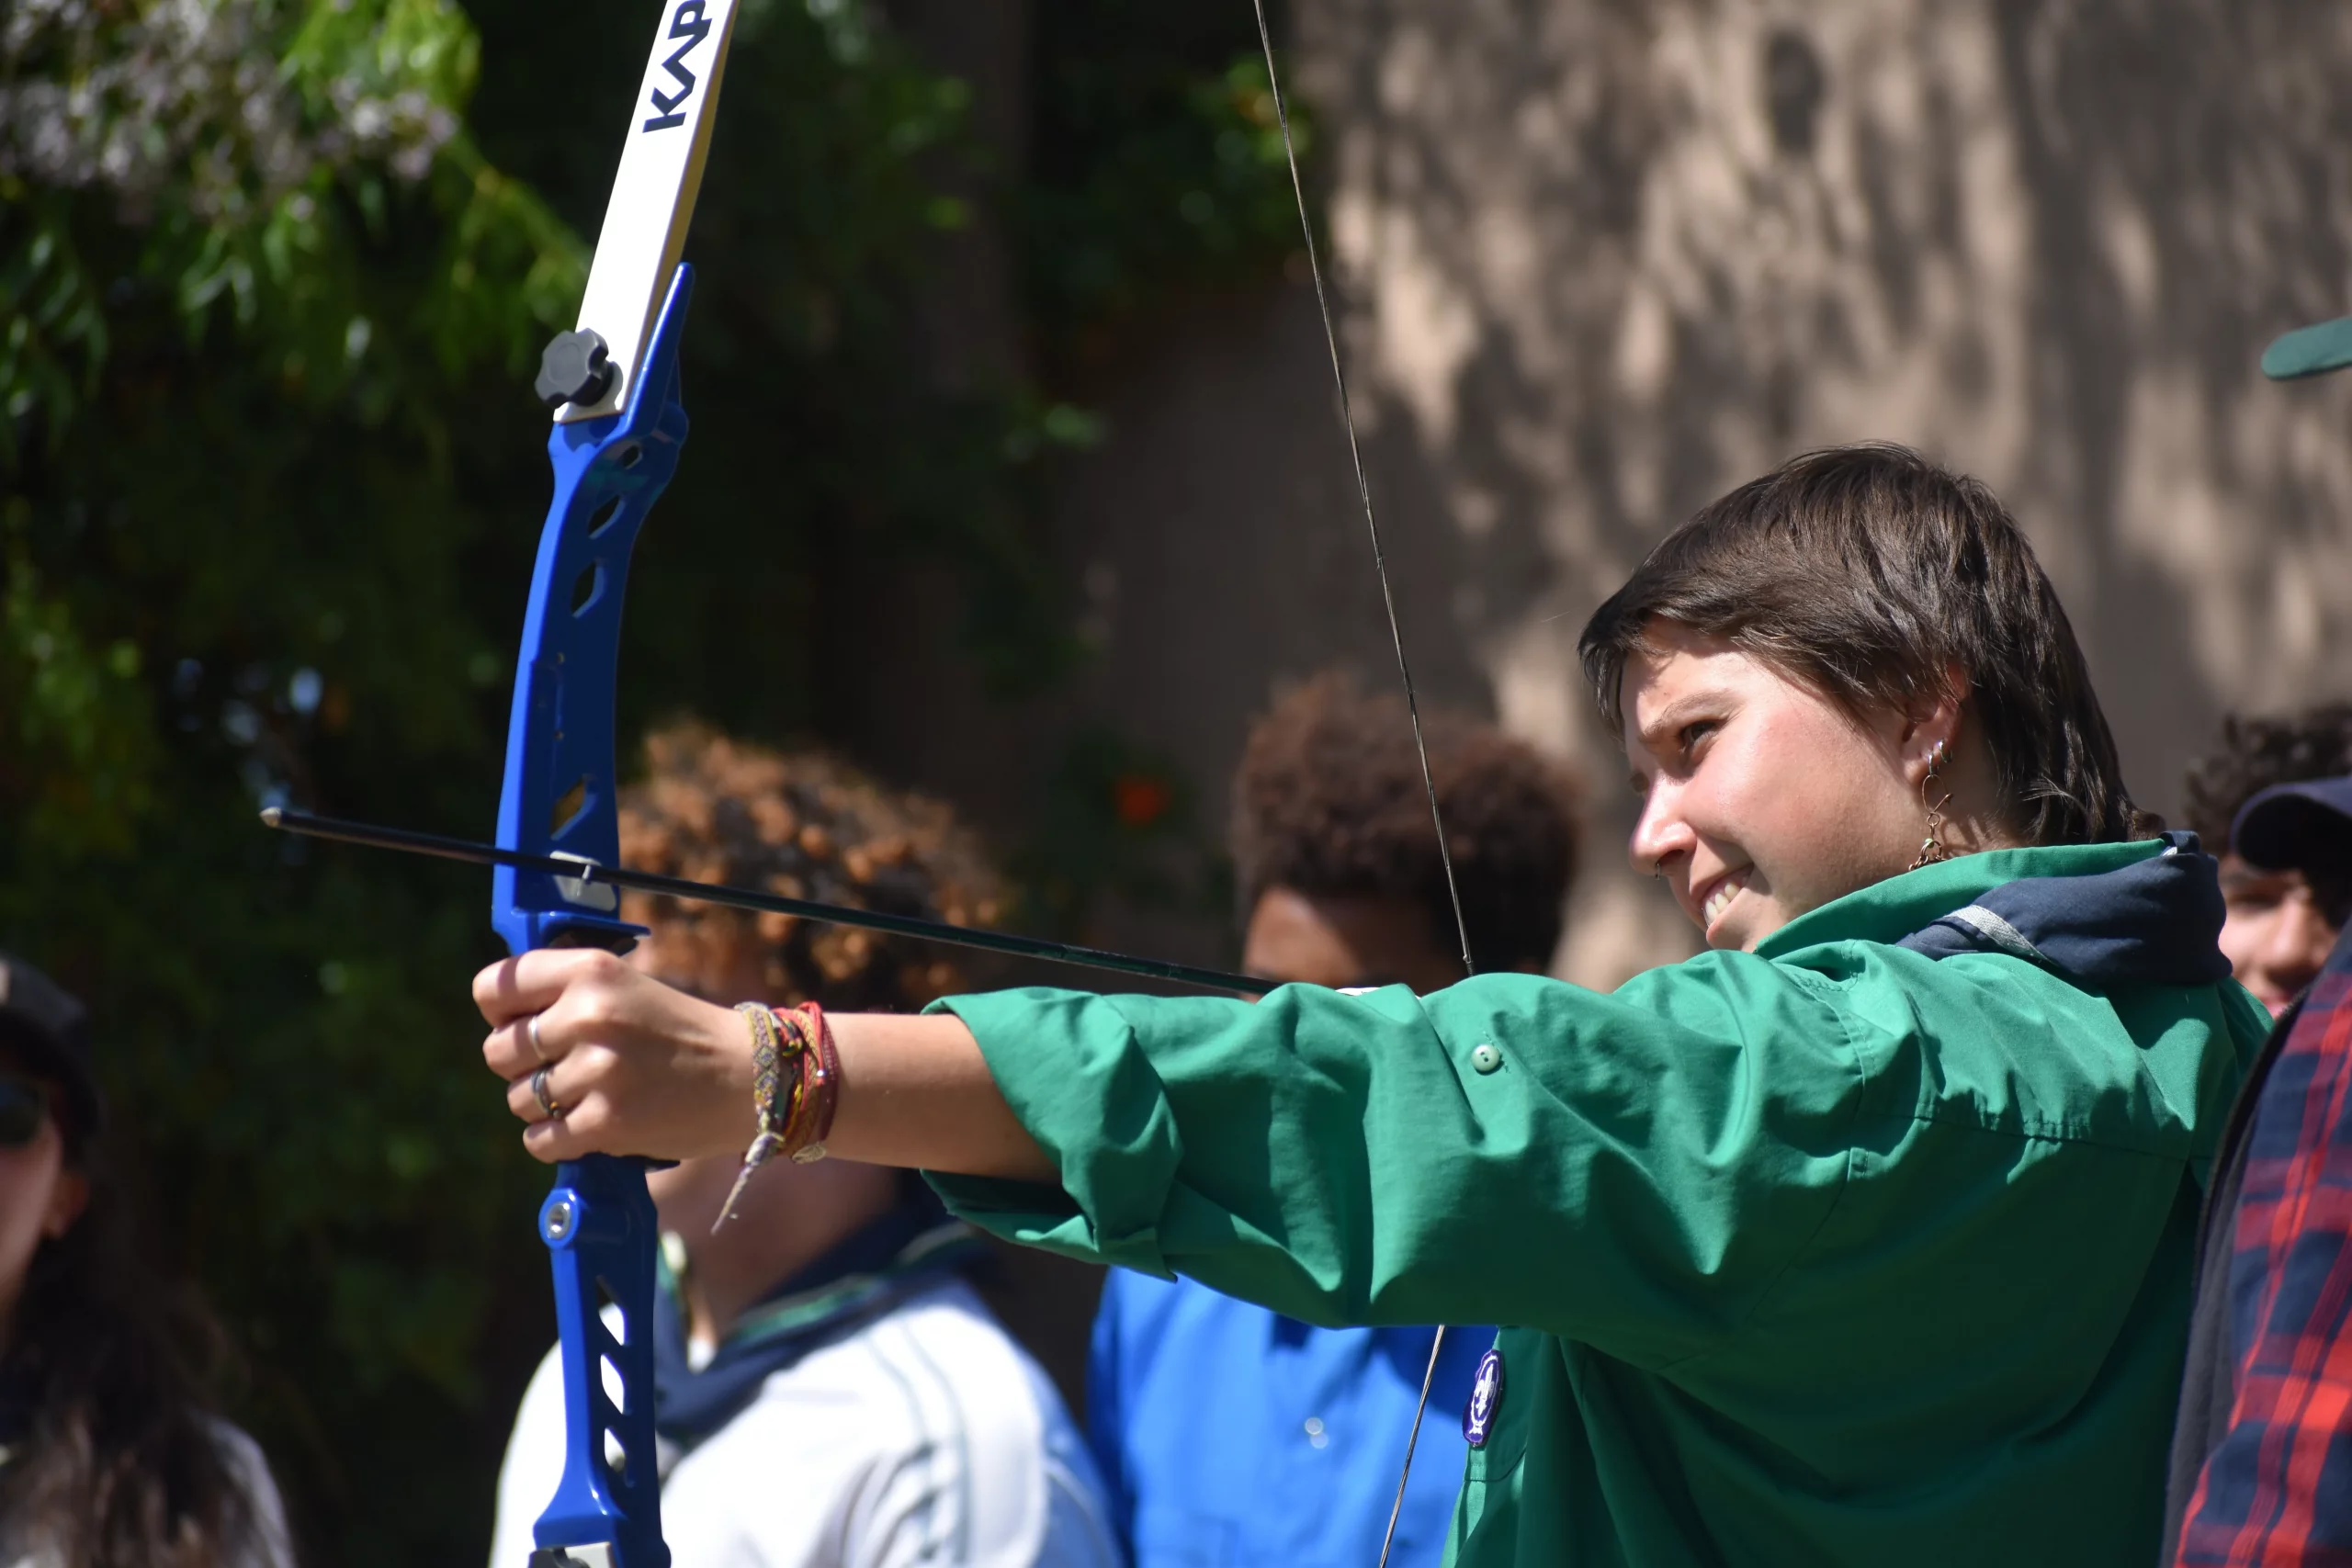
[2177,954,2352,1565]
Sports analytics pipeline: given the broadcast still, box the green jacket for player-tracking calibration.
[926,841,2266,1566]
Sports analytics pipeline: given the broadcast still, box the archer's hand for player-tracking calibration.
[476,949,753,1163]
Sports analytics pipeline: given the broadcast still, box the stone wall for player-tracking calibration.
[851,0,2352,987]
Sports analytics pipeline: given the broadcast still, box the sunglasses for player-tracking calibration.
[0,1077,52,1150]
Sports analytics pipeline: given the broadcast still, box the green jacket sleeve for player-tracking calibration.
[926,959,1873,1370]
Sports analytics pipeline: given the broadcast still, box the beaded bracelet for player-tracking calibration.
[772,1000,840,1163]
[712,1000,804,1233]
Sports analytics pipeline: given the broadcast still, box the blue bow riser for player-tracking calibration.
[496,265,697,1568]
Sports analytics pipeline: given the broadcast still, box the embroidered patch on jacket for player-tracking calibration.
[1463,1347,1505,1448]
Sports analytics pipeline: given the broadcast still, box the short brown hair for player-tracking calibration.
[1232,673,1582,971]
[618,722,1004,1010]
[1578,444,2155,846]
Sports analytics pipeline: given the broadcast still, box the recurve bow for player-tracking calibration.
[480,5,732,1562]
[264,6,1472,1566]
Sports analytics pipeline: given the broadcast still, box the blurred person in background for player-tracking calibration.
[2156,304,2352,1568]
[0,953,294,1568]
[2164,772,2352,1563]
[2183,705,2352,1016]
[487,724,1117,1568]
[1087,674,1581,1568]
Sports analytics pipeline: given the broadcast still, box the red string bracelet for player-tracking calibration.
[771,1000,840,1163]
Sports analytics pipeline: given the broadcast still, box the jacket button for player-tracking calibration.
[1471,1043,1503,1074]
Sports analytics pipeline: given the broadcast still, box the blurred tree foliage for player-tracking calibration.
[1023,0,1310,354]
[0,0,1300,1561]
[1010,0,1309,942]
[1012,726,1236,940]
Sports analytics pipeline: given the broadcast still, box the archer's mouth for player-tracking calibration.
[1702,870,1750,931]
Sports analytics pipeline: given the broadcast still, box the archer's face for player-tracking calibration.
[1623,624,1923,953]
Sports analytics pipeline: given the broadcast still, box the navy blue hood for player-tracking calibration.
[1897,830,2229,987]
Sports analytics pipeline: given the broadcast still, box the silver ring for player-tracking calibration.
[530,1066,563,1121]
[527,1012,548,1064]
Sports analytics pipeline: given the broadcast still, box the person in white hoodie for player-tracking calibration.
[487,725,1119,1568]
[0,951,294,1568]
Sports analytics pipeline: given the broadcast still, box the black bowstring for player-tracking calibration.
[1243,7,1479,1568]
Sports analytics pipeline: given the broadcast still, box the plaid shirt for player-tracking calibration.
[2176,949,2352,1565]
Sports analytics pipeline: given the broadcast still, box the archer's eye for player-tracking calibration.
[1678,719,1721,754]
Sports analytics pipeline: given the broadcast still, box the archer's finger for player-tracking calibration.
[471,948,615,1027]
[482,1013,552,1081]
[503,1062,569,1125]
[521,1098,604,1163]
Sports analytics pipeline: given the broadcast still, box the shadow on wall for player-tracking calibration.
[858,0,2352,988]
[1286,0,2352,978]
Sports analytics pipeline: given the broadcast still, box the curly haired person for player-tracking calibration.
[1088,674,1580,1568]
[2182,705,2352,1015]
[486,724,1117,1568]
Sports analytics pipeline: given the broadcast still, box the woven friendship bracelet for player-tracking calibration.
[712,1000,803,1233]
[773,1001,840,1164]
[770,1007,816,1152]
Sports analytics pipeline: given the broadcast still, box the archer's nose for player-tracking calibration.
[1628,783,1694,882]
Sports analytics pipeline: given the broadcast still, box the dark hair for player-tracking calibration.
[3,1145,267,1566]
[2183,704,2352,851]
[1578,443,2158,845]
[618,721,1004,1010]
[1231,672,1583,972]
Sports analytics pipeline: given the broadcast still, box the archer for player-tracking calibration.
[477,444,2258,1568]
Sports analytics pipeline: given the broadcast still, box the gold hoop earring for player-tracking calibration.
[1910,743,1951,871]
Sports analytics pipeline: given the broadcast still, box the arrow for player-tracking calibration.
[262,807,1271,995]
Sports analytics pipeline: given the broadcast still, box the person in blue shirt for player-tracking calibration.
[1085,673,1584,1568]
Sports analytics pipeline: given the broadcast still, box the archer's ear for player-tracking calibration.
[41,1168,90,1241]
[1901,663,1971,762]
